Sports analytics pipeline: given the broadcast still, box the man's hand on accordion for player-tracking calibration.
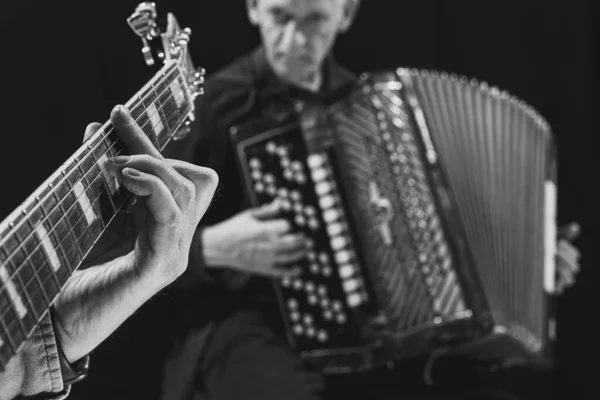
[201,200,310,278]
[554,222,582,294]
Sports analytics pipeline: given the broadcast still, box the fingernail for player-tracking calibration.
[110,155,131,165]
[122,167,141,177]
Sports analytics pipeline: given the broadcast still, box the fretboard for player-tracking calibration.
[0,60,193,369]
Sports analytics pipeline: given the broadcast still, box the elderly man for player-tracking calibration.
[162,1,581,400]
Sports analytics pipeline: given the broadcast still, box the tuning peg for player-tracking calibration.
[127,2,159,66]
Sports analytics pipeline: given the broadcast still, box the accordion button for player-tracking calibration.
[336,313,347,324]
[287,299,298,309]
[290,312,300,322]
[318,252,330,264]
[263,174,275,184]
[306,327,316,338]
[319,195,336,209]
[308,295,318,305]
[293,280,303,290]
[310,263,319,274]
[315,182,332,196]
[284,170,294,180]
[327,223,344,236]
[343,279,360,293]
[317,331,328,342]
[251,170,262,181]
[331,236,347,250]
[320,298,329,308]
[266,185,277,196]
[266,142,277,153]
[307,154,325,168]
[249,158,261,169]
[277,188,289,198]
[290,190,301,202]
[303,315,314,325]
[276,146,288,157]
[323,210,339,223]
[304,206,316,216]
[295,215,306,226]
[294,203,303,214]
[317,285,327,296]
[305,282,315,293]
[335,250,351,264]
[280,157,290,168]
[282,277,291,287]
[308,218,320,230]
[347,293,362,308]
[281,200,292,211]
[322,266,332,277]
[311,168,328,182]
[339,265,353,278]
[295,174,307,185]
[332,301,342,312]
[323,310,333,321]
[291,161,303,172]
[293,325,303,336]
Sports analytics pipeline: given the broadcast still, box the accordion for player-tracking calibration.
[230,68,557,374]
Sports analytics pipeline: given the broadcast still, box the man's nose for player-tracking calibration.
[280,21,308,50]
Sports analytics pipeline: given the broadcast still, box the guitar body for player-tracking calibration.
[0,2,204,371]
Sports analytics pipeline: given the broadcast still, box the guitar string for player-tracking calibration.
[0,102,179,336]
[0,73,185,270]
[0,62,180,251]
[0,86,187,313]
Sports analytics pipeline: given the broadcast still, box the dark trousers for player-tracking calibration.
[180,308,555,400]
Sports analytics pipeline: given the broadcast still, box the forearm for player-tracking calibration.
[51,251,167,363]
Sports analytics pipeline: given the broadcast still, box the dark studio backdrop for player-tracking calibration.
[0,0,597,398]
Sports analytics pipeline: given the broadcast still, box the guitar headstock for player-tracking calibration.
[127,2,205,140]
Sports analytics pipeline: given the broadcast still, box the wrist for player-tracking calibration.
[201,225,235,268]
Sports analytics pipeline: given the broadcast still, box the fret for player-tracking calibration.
[42,193,83,266]
[1,237,50,313]
[54,179,92,259]
[91,137,120,202]
[0,234,37,327]
[78,156,110,231]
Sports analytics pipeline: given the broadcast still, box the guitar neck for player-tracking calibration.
[0,59,194,369]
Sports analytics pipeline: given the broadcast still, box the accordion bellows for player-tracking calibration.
[231,68,557,374]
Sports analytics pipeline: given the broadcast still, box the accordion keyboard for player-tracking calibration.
[241,130,370,351]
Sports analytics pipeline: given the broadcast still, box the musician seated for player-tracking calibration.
[160,1,582,400]
[0,106,218,400]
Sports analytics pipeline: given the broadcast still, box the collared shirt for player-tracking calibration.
[164,46,357,317]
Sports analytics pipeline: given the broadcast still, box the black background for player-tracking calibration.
[0,0,597,398]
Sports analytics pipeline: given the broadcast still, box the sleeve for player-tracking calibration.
[0,313,69,400]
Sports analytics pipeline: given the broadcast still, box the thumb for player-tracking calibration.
[83,122,103,143]
[250,200,281,220]
[167,12,180,37]
[558,222,581,241]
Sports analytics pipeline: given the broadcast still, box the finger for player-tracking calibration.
[261,219,292,236]
[261,265,302,278]
[167,159,220,213]
[119,167,181,225]
[275,247,308,264]
[273,234,308,252]
[107,154,191,210]
[110,105,163,159]
[251,200,282,220]
[83,122,103,143]
[558,240,581,264]
[558,222,581,241]
[556,267,575,291]
[556,245,581,274]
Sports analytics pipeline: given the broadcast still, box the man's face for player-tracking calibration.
[248,0,350,85]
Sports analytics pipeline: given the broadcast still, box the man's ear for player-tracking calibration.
[247,0,259,25]
[338,0,360,33]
